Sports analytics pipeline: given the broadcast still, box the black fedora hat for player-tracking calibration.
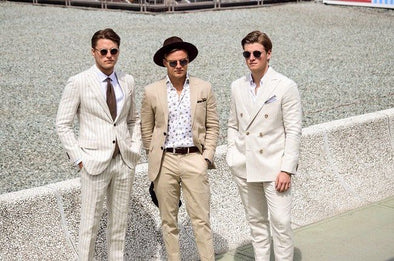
[153,36,198,67]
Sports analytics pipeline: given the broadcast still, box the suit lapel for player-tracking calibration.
[158,79,169,126]
[239,79,252,119]
[190,77,198,127]
[116,71,127,122]
[86,66,113,121]
[246,68,279,130]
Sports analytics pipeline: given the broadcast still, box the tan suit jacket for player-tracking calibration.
[227,67,302,182]
[141,76,219,182]
[56,66,141,175]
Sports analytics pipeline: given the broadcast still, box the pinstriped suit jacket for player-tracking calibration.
[226,67,302,182]
[56,66,141,175]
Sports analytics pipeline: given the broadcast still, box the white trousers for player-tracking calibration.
[233,176,293,261]
[78,155,134,261]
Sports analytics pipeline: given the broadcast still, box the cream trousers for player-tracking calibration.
[234,175,294,261]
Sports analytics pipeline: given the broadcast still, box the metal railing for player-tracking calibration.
[24,0,295,13]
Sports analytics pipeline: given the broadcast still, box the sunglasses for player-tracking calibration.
[242,50,262,59]
[95,48,119,56]
[166,59,189,68]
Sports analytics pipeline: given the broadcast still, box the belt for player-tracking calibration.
[165,146,199,154]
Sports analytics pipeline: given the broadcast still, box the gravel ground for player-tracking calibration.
[0,1,393,194]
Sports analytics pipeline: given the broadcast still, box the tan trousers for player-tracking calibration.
[233,176,293,261]
[79,155,134,261]
[154,152,214,261]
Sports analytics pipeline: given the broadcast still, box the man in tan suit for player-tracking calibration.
[141,36,219,261]
[56,28,141,260]
[226,31,302,261]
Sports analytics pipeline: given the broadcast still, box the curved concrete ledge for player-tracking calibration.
[1,108,393,260]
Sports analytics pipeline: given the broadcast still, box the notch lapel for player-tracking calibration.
[86,67,113,121]
[116,71,127,122]
[158,79,169,126]
[190,78,198,127]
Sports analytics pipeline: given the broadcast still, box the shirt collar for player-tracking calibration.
[247,66,271,87]
[166,73,190,87]
[94,65,116,83]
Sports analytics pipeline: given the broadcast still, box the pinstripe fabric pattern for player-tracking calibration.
[56,65,141,260]
[56,66,141,175]
[79,155,134,261]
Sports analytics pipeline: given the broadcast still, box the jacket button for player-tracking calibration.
[114,123,116,126]
[259,132,263,137]
[246,132,250,135]
[160,146,164,150]
[163,132,167,136]
[265,114,269,118]
[113,140,116,144]
[259,149,263,154]
[240,113,243,117]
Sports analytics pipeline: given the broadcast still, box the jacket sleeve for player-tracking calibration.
[280,81,302,174]
[56,76,82,164]
[126,75,142,161]
[140,87,154,154]
[227,82,239,149]
[202,84,219,164]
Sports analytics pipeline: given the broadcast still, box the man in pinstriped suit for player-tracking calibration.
[56,28,141,260]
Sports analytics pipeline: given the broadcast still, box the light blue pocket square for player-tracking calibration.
[265,95,277,104]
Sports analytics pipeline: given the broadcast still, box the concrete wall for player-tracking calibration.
[1,108,393,260]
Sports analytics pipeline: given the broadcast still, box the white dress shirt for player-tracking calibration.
[95,65,124,116]
[247,67,270,103]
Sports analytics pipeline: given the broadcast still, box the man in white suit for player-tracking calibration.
[226,31,302,261]
[56,28,141,260]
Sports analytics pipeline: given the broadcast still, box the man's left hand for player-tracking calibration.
[275,171,291,192]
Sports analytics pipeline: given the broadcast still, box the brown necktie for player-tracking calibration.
[106,77,117,120]
[106,77,119,157]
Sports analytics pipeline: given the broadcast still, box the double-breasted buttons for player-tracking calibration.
[112,140,116,144]
[163,132,167,136]
[160,146,164,150]
[114,123,116,126]
[264,114,269,119]
[246,132,250,135]
[259,149,263,154]
[259,132,263,137]
[240,113,243,117]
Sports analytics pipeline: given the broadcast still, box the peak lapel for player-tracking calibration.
[246,68,279,130]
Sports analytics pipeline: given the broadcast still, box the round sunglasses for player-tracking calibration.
[95,48,119,56]
[242,50,262,59]
[165,59,189,68]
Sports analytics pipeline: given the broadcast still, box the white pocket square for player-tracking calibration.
[265,95,277,104]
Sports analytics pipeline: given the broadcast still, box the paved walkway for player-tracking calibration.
[216,196,394,261]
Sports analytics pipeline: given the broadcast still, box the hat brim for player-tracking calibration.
[153,41,198,67]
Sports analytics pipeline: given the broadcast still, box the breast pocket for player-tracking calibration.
[262,101,281,122]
